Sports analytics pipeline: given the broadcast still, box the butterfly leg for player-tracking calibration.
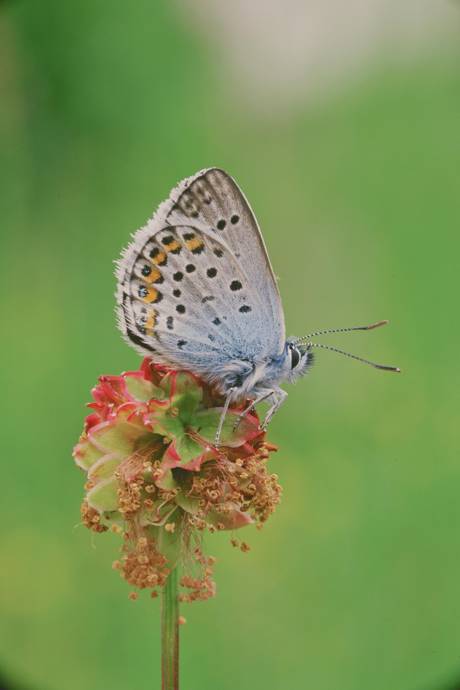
[233,390,275,431]
[261,388,288,431]
[214,387,237,446]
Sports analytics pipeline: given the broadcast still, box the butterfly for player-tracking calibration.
[116,168,399,443]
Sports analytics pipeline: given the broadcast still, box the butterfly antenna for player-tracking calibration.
[296,320,389,342]
[306,342,401,372]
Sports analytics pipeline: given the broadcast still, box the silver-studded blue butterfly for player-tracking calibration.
[116,168,399,442]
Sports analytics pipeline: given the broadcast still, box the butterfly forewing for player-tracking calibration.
[116,168,285,375]
[166,169,285,349]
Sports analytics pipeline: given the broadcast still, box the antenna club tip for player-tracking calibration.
[368,320,389,330]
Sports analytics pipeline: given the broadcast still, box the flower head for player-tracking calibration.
[73,358,281,601]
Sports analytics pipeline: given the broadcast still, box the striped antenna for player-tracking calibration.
[306,342,401,372]
[295,320,389,343]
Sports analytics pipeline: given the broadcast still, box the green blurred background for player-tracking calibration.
[1,2,459,689]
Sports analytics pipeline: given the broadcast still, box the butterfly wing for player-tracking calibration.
[116,168,285,379]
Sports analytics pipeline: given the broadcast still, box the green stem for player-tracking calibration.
[161,567,179,690]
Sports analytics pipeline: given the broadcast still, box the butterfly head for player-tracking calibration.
[284,339,314,383]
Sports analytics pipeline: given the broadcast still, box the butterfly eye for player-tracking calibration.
[289,345,300,369]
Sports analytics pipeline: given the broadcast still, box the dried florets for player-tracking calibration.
[73,358,281,602]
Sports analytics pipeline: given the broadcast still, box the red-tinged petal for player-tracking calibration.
[145,398,169,417]
[73,434,103,471]
[161,440,181,469]
[84,412,101,432]
[88,418,146,456]
[161,438,210,471]
[207,507,253,530]
[180,451,208,472]
[140,357,153,380]
[140,357,170,382]
[117,401,141,415]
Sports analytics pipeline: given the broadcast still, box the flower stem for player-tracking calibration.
[161,567,179,690]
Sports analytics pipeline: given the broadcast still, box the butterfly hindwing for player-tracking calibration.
[116,168,285,376]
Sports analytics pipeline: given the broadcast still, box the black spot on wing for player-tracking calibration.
[126,328,156,352]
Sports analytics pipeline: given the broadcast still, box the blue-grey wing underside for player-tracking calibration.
[116,168,285,379]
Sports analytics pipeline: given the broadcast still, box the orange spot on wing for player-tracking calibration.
[186,237,204,252]
[164,240,181,254]
[143,287,159,303]
[145,310,158,335]
[144,267,163,284]
[152,251,167,266]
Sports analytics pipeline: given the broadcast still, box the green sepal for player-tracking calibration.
[125,375,164,402]
[155,469,178,491]
[195,408,258,447]
[88,452,122,481]
[91,420,144,455]
[87,476,119,512]
[152,413,184,439]
[74,438,104,471]
[175,493,201,515]
[162,372,202,423]
[99,511,124,530]
[175,433,205,465]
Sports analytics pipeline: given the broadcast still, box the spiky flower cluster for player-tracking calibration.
[73,359,281,601]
